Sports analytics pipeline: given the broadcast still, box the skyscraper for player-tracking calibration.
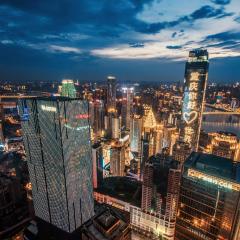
[92,100,105,141]
[110,142,125,176]
[130,114,143,153]
[112,116,121,139]
[92,142,104,189]
[121,87,134,130]
[141,155,181,222]
[19,97,94,233]
[105,76,117,139]
[60,79,77,98]
[106,76,116,113]
[172,141,191,163]
[180,49,209,151]
[209,131,240,161]
[176,152,240,240]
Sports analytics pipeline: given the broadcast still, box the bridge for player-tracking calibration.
[203,111,240,115]
[202,122,240,127]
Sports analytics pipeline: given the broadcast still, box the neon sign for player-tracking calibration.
[75,114,89,119]
[41,105,56,112]
[188,168,240,191]
[182,71,201,144]
[183,111,198,124]
[64,123,89,131]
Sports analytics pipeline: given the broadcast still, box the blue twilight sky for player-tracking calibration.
[0,0,240,83]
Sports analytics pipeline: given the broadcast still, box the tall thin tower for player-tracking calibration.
[107,76,116,113]
[180,49,209,151]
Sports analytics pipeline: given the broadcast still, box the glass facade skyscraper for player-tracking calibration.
[130,114,142,153]
[19,97,94,233]
[176,152,240,240]
[181,49,209,151]
[122,87,134,130]
[60,79,77,98]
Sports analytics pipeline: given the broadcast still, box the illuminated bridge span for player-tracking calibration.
[202,122,240,127]
[203,112,240,115]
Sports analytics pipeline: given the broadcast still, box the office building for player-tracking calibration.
[19,97,94,233]
[60,79,77,98]
[110,142,125,177]
[172,141,191,163]
[112,116,121,139]
[142,107,157,157]
[92,142,104,189]
[209,131,240,161]
[180,49,209,151]
[155,123,164,154]
[130,115,142,153]
[92,100,105,141]
[81,206,131,240]
[176,152,240,240]
[163,125,179,155]
[106,76,116,113]
[141,155,181,219]
[121,87,134,130]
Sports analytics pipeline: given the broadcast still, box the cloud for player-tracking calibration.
[129,43,145,48]
[205,31,240,41]
[166,45,182,49]
[190,5,233,20]
[49,45,81,53]
[134,5,233,34]
[1,40,14,44]
[171,30,184,38]
[235,16,240,23]
[211,0,231,5]
[172,32,177,38]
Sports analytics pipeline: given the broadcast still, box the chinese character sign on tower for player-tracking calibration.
[181,49,209,151]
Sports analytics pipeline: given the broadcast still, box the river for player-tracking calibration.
[202,107,240,138]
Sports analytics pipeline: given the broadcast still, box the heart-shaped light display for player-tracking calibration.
[183,111,198,124]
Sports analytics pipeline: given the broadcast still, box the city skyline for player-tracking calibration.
[0,0,240,83]
[1,1,240,240]
[0,48,240,239]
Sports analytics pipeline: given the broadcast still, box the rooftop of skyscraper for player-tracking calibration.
[185,152,240,183]
[80,205,131,240]
[96,177,142,207]
[20,96,82,101]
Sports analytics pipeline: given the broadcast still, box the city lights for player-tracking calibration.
[0,2,240,238]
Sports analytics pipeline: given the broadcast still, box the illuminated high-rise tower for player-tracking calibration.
[106,76,116,113]
[19,97,94,233]
[121,87,134,130]
[91,100,105,141]
[60,79,77,98]
[181,49,209,151]
[130,114,143,153]
[176,152,240,240]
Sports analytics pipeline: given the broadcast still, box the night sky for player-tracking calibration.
[0,0,240,83]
